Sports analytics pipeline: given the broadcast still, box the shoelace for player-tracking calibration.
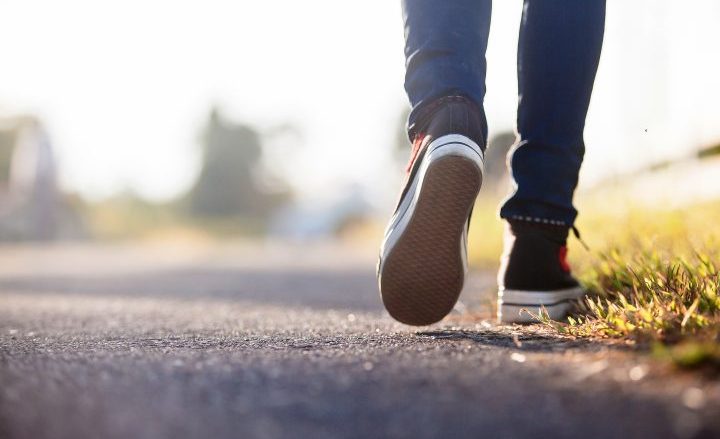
[571,225,590,251]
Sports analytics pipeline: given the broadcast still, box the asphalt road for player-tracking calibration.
[1,242,719,439]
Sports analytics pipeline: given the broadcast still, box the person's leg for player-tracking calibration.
[378,1,491,326]
[497,0,606,324]
[402,0,492,143]
[500,0,606,226]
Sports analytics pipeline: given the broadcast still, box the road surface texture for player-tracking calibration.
[1,242,719,439]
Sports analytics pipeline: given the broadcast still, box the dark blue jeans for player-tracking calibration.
[403,0,606,226]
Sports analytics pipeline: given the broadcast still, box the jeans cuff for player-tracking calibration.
[505,215,568,227]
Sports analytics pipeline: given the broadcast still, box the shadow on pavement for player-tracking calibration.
[415,328,629,352]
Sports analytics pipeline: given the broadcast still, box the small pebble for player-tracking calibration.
[628,365,648,381]
[682,387,706,410]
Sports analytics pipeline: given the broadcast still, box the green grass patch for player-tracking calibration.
[539,201,720,370]
[465,195,720,369]
[576,250,720,341]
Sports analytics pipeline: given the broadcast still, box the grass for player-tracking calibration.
[536,200,720,370]
[464,193,720,369]
[550,249,720,369]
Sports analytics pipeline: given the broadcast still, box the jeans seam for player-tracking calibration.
[509,214,567,226]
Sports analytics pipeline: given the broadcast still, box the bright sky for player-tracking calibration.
[1,0,719,202]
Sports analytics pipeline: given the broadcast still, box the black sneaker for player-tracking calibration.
[497,219,586,323]
[377,96,485,326]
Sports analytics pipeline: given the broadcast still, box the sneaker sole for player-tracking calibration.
[378,135,483,326]
[497,286,586,324]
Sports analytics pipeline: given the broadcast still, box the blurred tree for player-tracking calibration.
[0,116,86,241]
[0,129,15,185]
[188,108,289,218]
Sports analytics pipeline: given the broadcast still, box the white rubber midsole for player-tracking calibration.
[497,286,586,323]
[377,134,484,279]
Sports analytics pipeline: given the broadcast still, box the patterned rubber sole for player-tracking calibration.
[380,155,482,326]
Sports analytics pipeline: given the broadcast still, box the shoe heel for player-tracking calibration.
[380,153,482,325]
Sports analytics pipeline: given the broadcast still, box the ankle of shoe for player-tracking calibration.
[506,219,569,244]
[409,95,485,150]
[500,220,579,291]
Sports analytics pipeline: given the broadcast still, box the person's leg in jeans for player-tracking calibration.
[377,0,490,326]
[497,0,606,323]
[403,0,491,144]
[501,0,606,226]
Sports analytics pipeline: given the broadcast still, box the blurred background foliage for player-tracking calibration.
[0,108,296,241]
[78,108,297,241]
[1,1,720,253]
